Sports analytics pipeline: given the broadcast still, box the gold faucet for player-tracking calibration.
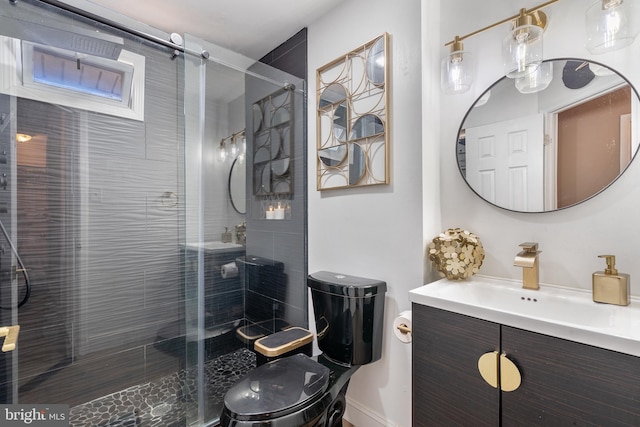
[514,242,541,290]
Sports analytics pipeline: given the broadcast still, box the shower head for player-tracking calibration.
[0,15,123,60]
[36,25,123,60]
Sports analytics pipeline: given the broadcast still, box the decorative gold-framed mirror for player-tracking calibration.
[316,33,390,190]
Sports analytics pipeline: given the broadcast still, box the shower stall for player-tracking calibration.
[0,0,307,426]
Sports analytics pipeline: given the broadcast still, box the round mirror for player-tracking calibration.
[254,164,271,195]
[252,104,263,132]
[350,114,384,139]
[319,145,347,167]
[366,36,385,85]
[271,157,290,176]
[271,107,290,127]
[254,147,270,164]
[270,128,282,160]
[457,58,639,213]
[349,143,366,184]
[319,83,348,142]
[228,158,246,214]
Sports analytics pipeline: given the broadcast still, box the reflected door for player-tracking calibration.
[557,86,631,208]
[466,114,544,211]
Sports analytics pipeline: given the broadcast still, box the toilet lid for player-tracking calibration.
[224,353,330,420]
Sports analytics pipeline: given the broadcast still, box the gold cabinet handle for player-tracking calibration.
[478,351,522,392]
[477,351,499,388]
[0,325,19,352]
[499,353,522,392]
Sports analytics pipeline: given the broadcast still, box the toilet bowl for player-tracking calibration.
[220,271,387,427]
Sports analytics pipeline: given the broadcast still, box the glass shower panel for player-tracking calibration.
[183,34,304,426]
[0,1,189,425]
[0,2,306,426]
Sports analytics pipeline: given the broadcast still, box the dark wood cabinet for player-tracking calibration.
[412,303,499,426]
[412,303,640,427]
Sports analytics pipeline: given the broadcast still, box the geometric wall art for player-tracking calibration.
[316,33,390,190]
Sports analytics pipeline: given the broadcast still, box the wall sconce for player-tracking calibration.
[586,0,639,54]
[442,0,558,94]
[236,132,247,164]
[502,9,546,78]
[228,137,239,159]
[217,138,228,162]
[441,36,475,94]
[217,130,246,163]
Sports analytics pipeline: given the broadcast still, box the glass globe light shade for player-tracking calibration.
[217,141,227,162]
[441,50,474,94]
[515,61,553,94]
[586,0,639,54]
[502,24,543,78]
[229,140,239,158]
[240,134,246,154]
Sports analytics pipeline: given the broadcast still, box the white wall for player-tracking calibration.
[308,1,436,426]
[310,0,640,424]
[440,0,640,292]
[202,94,245,241]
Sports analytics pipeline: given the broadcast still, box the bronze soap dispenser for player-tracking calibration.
[592,255,630,306]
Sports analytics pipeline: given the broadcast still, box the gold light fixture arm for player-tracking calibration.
[231,130,245,141]
[444,0,559,47]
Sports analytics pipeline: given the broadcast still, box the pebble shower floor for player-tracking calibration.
[69,348,256,426]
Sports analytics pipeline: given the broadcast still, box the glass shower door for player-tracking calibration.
[182,34,305,426]
[0,2,188,425]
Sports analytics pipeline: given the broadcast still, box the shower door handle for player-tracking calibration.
[0,325,19,352]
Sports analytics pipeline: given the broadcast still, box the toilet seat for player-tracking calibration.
[223,353,330,421]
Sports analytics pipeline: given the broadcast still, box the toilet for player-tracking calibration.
[233,255,292,350]
[220,271,387,427]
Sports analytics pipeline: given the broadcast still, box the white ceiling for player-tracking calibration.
[85,0,344,59]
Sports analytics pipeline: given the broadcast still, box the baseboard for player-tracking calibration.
[343,396,398,427]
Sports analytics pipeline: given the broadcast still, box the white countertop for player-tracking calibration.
[409,275,640,357]
[183,241,243,253]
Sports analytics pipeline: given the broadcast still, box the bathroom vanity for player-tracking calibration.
[183,242,245,354]
[409,277,640,426]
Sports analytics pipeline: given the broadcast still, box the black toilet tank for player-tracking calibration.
[308,271,387,366]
